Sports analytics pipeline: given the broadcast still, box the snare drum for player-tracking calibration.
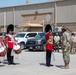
[13,44,22,54]
[0,46,6,57]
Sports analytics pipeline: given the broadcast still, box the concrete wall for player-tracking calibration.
[6,8,14,25]
[57,0,76,23]
[0,8,5,25]
[0,0,76,32]
[0,2,54,26]
[57,0,76,32]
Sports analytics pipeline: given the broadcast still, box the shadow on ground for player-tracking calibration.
[0,65,5,67]
[24,49,45,52]
[3,61,20,65]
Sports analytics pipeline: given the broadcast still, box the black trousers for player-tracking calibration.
[7,48,14,64]
[46,50,52,66]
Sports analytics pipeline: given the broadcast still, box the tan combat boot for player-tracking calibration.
[61,64,69,69]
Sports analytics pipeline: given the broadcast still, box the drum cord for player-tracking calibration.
[15,54,18,59]
[15,50,22,59]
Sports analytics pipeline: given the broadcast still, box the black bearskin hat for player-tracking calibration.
[7,24,14,34]
[45,24,52,33]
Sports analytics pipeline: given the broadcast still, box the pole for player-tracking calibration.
[52,52,55,66]
[54,2,57,27]
[4,12,6,32]
[13,7,15,32]
[43,20,45,32]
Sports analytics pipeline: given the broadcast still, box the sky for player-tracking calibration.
[0,0,54,7]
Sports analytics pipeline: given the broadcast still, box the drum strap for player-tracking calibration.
[0,42,6,48]
[15,54,18,59]
[8,34,15,42]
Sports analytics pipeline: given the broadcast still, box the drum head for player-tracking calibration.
[13,45,20,50]
[0,47,5,52]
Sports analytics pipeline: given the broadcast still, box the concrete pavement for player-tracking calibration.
[0,50,76,75]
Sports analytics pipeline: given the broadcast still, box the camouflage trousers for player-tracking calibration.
[63,45,71,65]
[71,42,76,54]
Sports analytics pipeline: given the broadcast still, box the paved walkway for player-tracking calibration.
[0,50,76,75]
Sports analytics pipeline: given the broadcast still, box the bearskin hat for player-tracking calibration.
[7,24,14,34]
[45,24,52,33]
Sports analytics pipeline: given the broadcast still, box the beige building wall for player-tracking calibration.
[0,0,76,32]
[57,0,76,32]
[0,9,4,25]
[57,0,76,23]
[22,13,53,24]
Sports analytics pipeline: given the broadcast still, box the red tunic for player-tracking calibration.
[45,32,53,51]
[4,34,16,49]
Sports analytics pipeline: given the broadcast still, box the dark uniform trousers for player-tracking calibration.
[7,48,14,64]
[46,50,52,66]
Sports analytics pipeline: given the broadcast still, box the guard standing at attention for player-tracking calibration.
[45,24,53,67]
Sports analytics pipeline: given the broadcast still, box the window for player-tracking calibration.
[15,34,25,38]
[35,33,45,38]
[0,33,3,36]
[26,33,37,37]
[0,32,6,36]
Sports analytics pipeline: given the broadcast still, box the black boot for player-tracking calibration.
[11,56,16,65]
[7,57,11,65]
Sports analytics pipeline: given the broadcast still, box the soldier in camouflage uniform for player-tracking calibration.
[61,28,71,69]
